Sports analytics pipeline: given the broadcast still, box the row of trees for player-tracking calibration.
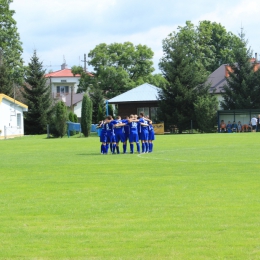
[158,22,260,132]
[22,51,95,138]
[2,1,260,134]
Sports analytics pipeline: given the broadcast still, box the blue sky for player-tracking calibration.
[11,0,260,73]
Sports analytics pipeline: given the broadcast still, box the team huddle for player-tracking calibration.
[97,112,155,154]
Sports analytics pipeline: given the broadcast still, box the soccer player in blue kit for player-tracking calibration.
[139,112,150,153]
[123,116,130,153]
[110,116,128,154]
[148,120,155,152]
[106,115,116,154]
[97,117,109,154]
[127,114,140,153]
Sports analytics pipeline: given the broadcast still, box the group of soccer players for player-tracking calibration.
[97,112,155,154]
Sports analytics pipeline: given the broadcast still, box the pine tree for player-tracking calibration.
[81,94,92,137]
[221,32,260,109]
[22,50,52,134]
[158,33,209,133]
[89,86,105,124]
[54,101,67,137]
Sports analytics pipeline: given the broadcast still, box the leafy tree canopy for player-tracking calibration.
[74,42,155,99]
[0,0,24,83]
[166,21,243,75]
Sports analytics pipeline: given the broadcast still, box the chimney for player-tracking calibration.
[255,53,258,63]
[61,62,67,70]
[61,55,67,70]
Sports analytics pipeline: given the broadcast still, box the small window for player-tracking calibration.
[137,107,149,117]
[150,107,158,122]
[17,113,21,128]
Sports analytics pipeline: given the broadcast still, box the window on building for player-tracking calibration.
[57,86,69,95]
[17,113,21,128]
[137,107,149,117]
[150,107,158,122]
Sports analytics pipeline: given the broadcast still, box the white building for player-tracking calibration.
[0,94,28,139]
[45,63,81,99]
[45,63,93,119]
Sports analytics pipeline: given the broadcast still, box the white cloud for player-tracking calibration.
[10,0,260,73]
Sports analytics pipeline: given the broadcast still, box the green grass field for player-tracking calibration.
[1,133,260,259]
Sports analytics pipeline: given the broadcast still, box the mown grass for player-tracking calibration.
[1,133,260,259]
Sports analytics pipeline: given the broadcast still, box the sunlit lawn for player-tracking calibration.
[1,133,260,259]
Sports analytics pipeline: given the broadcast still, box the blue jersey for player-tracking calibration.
[139,118,149,141]
[139,118,149,133]
[123,119,130,139]
[111,119,124,134]
[100,122,107,143]
[111,119,127,143]
[128,121,139,143]
[128,121,139,134]
[106,122,115,142]
[148,123,155,141]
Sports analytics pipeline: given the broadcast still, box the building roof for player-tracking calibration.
[108,83,160,103]
[57,93,84,107]
[207,58,260,94]
[0,93,28,110]
[207,64,227,94]
[45,69,93,78]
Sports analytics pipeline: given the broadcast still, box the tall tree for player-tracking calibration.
[221,32,260,109]
[54,101,67,138]
[166,21,243,75]
[22,50,52,134]
[158,30,210,133]
[0,59,12,95]
[197,21,242,73]
[81,94,92,137]
[0,0,24,84]
[89,86,105,124]
[76,42,155,98]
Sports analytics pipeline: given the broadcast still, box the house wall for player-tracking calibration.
[73,100,82,118]
[47,76,80,98]
[216,94,224,109]
[0,98,26,139]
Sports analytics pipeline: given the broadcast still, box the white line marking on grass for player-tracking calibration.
[137,150,258,164]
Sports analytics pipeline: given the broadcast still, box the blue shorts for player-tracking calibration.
[107,134,115,143]
[124,132,129,141]
[149,131,155,140]
[129,133,139,143]
[140,131,148,141]
[115,133,125,143]
[100,133,107,143]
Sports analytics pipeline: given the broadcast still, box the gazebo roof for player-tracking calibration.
[108,83,160,103]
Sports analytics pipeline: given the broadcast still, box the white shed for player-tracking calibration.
[0,94,28,139]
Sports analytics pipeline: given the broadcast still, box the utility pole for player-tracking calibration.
[71,85,74,113]
[82,54,87,72]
